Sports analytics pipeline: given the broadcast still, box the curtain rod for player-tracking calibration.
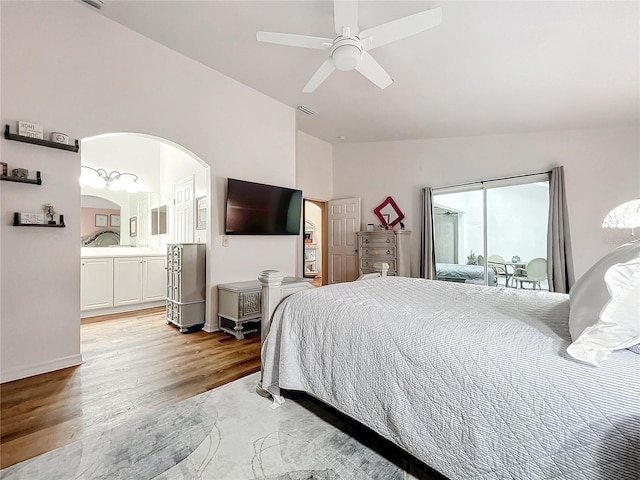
[435,170,550,191]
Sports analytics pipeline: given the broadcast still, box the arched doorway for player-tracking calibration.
[79,133,211,326]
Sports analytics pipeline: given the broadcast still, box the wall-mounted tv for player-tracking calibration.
[225,178,303,235]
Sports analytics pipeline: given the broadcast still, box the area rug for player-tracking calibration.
[1,373,440,480]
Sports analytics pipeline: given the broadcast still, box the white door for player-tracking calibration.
[81,257,114,310]
[143,256,167,302]
[173,176,194,243]
[113,257,143,306]
[327,197,361,284]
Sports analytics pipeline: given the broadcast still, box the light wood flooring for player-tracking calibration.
[0,307,261,469]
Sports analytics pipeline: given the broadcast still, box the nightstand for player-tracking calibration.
[218,277,311,339]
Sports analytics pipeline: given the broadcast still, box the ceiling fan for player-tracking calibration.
[257,1,442,93]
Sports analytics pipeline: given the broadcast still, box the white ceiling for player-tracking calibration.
[87,1,639,144]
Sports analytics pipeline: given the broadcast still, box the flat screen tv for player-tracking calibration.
[225,178,303,235]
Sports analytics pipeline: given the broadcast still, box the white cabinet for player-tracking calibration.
[356,230,412,277]
[81,254,167,316]
[143,256,167,301]
[114,257,144,306]
[81,257,114,310]
[114,256,168,306]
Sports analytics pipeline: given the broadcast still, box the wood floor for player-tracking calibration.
[0,307,261,469]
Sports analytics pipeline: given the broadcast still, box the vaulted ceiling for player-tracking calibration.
[87,1,639,144]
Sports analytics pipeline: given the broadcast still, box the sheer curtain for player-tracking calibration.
[547,166,575,293]
[420,187,437,279]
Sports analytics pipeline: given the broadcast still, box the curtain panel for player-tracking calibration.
[420,187,437,279]
[547,166,575,293]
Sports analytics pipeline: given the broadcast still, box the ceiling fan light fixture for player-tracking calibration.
[331,42,362,71]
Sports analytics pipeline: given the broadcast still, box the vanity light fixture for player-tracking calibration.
[80,165,139,193]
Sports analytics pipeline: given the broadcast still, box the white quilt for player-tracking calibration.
[262,277,640,480]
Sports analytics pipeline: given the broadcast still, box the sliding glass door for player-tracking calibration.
[433,175,549,289]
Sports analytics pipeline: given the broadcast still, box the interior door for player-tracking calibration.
[173,176,194,243]
[327,197,361,284]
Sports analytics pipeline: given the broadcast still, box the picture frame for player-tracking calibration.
[129,217,137,237]
[110,214,120,227]
[95,214,108,227]
[196,196,207,230]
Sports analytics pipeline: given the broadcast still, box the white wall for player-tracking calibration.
[296,131,333,201]
[1,1,298,382]
[333,127,639,279]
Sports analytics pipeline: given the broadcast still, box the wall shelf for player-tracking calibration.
[1,171,42,185]
[13,212,65,227]
[4,125,79,152]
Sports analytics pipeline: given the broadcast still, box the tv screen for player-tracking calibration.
[225,178,303,235]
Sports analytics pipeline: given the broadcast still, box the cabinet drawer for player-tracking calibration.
[361,259,396,272]
[360,234,396,245]
[360,246,396,257]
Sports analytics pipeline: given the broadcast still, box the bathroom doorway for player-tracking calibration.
[303,199,327,286]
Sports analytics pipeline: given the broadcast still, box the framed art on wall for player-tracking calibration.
[130,217,137,237]
[95,214,108,227]
[110,214,120,227]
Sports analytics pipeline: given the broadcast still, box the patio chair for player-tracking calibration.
[487,254,508,286]
[511,258,547,290]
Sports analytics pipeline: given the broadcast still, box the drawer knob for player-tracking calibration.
[387,250,391,254]
[386,238,390,243]
[365,239,369,243]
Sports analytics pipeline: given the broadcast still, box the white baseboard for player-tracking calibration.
[80,301,165,319]
[1,353,84,384]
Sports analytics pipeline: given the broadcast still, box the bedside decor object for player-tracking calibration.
[1,162,7,175]
[18,121,43,139]
[95,214,108,227]
[196,196,207,230]
[602,198,640,235]
[130,217,137,237]
[18,212,45,224]
[12,168,29,179]
[512,255,521,263]
[367,224,374,231]
[43,203,57,224]
[373,196,405,230]
[110,214,120,227]
[50,132,69,144]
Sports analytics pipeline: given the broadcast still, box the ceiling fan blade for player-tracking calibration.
[334,0,359,36]
[257,32,332,50]
[355,52,392,89]
[359,7,442,51]
[303,58,336,93]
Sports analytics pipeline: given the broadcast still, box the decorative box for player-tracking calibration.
[18,121,44,139]
[50,132,69,144]
[19,213,45,224]
[12,168,29,179]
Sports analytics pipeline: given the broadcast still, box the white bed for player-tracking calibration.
[258,256,640,479]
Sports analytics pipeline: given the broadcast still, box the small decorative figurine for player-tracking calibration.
[43,203,57,224]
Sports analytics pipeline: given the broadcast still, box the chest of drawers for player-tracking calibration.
[356,230,411,277]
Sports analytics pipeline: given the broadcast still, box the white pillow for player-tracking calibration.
[567,258,640,366]
[569,240,640,340]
